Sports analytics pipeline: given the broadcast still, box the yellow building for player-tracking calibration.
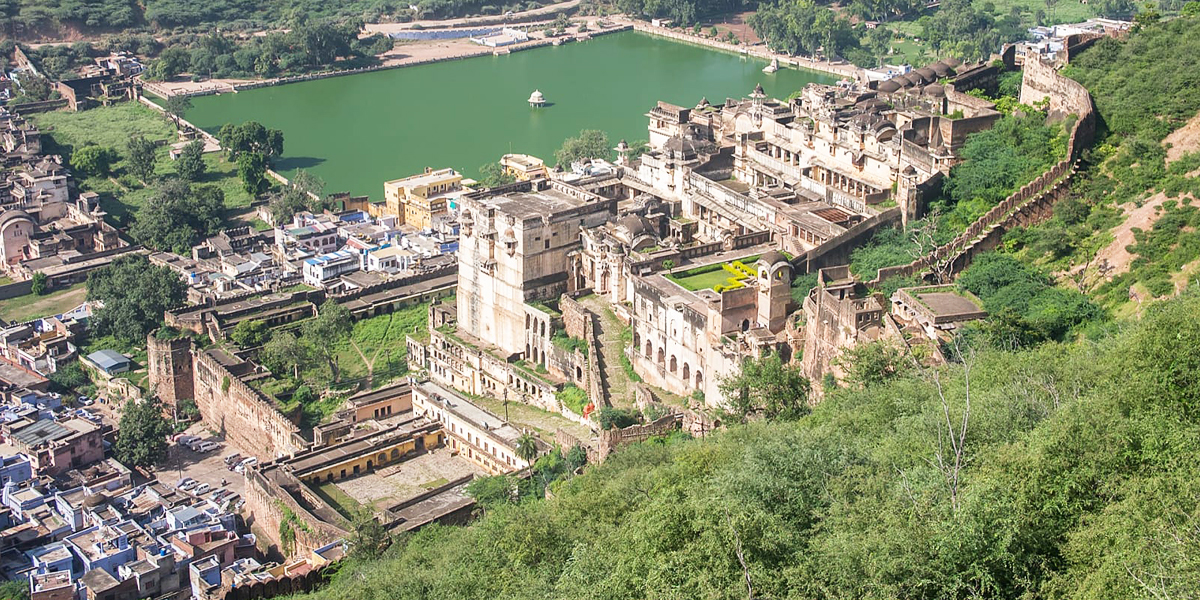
[500,153,548,181]
[383,167,462,230]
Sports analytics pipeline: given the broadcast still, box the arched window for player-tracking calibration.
[657,348,665,365]
[682,363,690,382]
[695,370,703,388]
[645,341,652,358]
[741,319,750,332]
[669,355,677,373]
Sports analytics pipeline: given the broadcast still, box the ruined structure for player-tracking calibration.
[146,332,195,411]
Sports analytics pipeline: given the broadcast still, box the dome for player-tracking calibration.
[901,72,923,87]
[930,61,953,78]
[617,215,652,239]
[528,89,545,105]
[696,96,711,108]
[942,57,962,68]
[922,83,945,97]
[915,67,937,82]
[757,250,789,267]
[0,209,33,227]
[877,79,901,93]
[751,83,766,98]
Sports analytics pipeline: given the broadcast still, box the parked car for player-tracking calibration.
[224,453,242,467]
[176,477,196,490]
[194,483,211,495]
[195,441,219,453]
[77,396,93,406]
[177,435,200,447]
[234,457,258,473]
[211,489,228,501]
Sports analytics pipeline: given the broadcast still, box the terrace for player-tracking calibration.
[664,254,763,292]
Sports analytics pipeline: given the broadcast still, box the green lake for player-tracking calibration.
[185,31,836,198]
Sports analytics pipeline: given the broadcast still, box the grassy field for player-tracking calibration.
[333,303,428,387]
[313,481,363,521]
[32,104,255,226]
[0,283,87,323]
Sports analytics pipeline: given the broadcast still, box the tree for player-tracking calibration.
[115,397,172,469]
[130,180,226,253]
[1185,1,1200,16]
[516,433,539,463]
[87,255,186,344]
[834,340,913,389]
[218,121,284,160]
[268,172,327,223]
[48,360,88,392]
[148,46,190,81]
[30,272,47,295]
[163,94,193,130]
[555,129,610,167]
[302,301,352,381]
[127,136,158,183]
[348,510,392,560]
[477,161,515,188]
[718,352,811,420]
[238,151,269,196]
[176,139,206,182]
[229,319,270,347]
[71,145,117,178]
[261,330,308,379]
[0,579,29,600]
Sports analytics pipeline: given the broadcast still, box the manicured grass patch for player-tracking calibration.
[664,256,760,292]
[0,283,87,323]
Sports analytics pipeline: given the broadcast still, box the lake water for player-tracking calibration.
[185,31,836,198]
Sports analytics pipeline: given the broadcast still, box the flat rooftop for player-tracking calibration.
[474,187,590,220]
[414,380,522,446]
[385,168,461,190]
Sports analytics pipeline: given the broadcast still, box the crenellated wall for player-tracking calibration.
[193,350,306,460]
[873,53,1095,284]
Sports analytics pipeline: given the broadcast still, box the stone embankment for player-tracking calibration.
[619,18,857,80]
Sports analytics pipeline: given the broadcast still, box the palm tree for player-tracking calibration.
[516,433,539,464]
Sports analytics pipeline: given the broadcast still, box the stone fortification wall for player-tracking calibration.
[243,468,346,558]
[798,207,903,274]
[873,55,1095,284]
[193,351,305,460]
[597,413,682,460]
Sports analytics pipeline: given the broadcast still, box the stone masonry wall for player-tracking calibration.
[193,351,305,460]
[873,53,1095,284]
[147,332,194,409]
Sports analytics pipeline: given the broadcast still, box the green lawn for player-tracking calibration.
[333,304,428,387]
[665,256,760,292]
[312,481,363,521]
[32,104,254,226]
[0,283,87,323]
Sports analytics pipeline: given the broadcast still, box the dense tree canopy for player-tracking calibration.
[87,254,186,343]
[554,129,610,166]
[115,397,173,469]
[129,180,225,253]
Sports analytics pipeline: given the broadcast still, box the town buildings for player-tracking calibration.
[382,167,464,230]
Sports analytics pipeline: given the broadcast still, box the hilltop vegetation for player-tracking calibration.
[298,288,1200,600]
[1004,15,1200,308]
